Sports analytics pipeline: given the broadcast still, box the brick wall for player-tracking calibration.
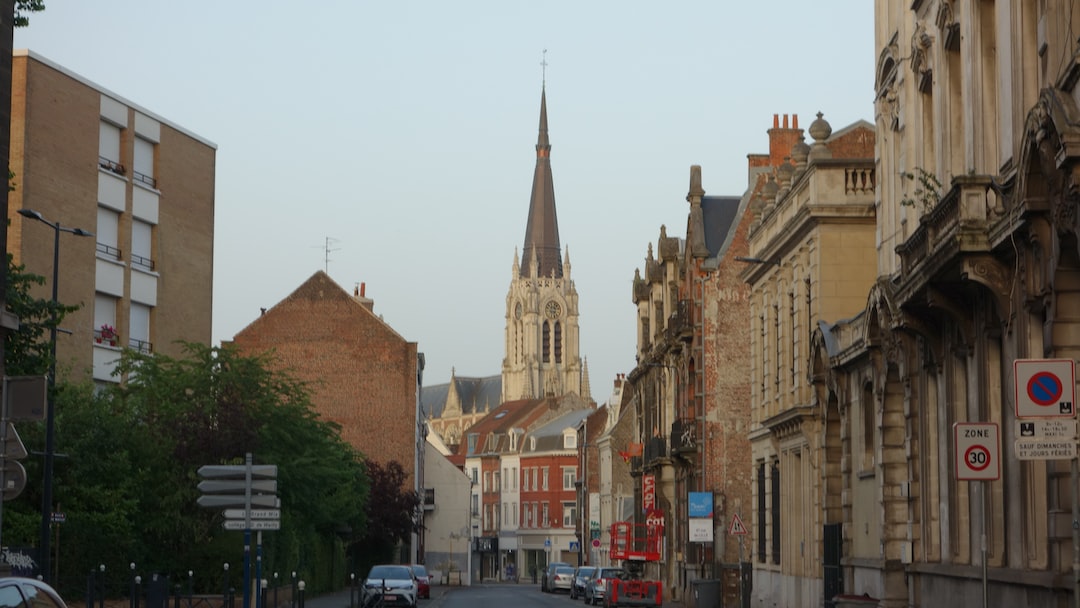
[232,272,419,486]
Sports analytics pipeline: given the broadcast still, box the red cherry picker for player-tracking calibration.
[605,518,664,607]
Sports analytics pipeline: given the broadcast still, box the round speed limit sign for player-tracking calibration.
[954,422,1000,481]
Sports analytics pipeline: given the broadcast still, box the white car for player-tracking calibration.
[363,564,418,608]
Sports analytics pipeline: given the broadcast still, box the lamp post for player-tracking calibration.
[17,208,93,584]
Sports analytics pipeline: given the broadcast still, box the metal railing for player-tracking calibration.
[99,156,126,176]
[132,252,156,271]
[133,170,157,189]
[97,242,122,260]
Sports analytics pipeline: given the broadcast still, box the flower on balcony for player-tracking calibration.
[97,324,117,346]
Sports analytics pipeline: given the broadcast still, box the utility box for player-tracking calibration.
[691,579,722,608]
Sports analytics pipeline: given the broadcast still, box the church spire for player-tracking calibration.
[520,84,562,278]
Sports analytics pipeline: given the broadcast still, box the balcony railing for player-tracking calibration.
[666,299,692,341]
[670,418,698,455]
[96,242,122,260]
[98,156,125,176]
[133,170,157,189]
[128,338,153,354]
[132,253,156,271]
[644,436,668,464]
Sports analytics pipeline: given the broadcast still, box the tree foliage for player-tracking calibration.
[3,253,78,376]
[3,342,371,597]
[15,1,45,27]
[354,460,420,568]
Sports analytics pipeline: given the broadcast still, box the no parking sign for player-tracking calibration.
[1014,359,1075,418]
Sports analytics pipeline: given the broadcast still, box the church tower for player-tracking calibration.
[502,86,582,402]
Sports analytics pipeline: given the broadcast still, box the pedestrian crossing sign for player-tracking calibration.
[728,513,748,536]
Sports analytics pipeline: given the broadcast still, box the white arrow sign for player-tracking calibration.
[198,479,278,494]
[198,464,278,479]
[223,519,281,531]
[197,494,279,509]
[223,509,280,520]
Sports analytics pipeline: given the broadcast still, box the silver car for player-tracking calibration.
[550,565,576,593]
[363,564,418,608]
[584,567,624,605]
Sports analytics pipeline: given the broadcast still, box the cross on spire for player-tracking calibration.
[541,49,548,87]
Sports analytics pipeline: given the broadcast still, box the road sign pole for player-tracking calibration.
[243,453,253,608]
[979,480,987,608]
[1072,457,1079,608]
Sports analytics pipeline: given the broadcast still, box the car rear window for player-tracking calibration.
[412,566,428,577]
[556,567,575,574]
[598,568,623,579]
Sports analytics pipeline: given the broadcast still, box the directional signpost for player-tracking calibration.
[197,454,279,608]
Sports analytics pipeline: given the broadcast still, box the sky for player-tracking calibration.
[14,2,876,405]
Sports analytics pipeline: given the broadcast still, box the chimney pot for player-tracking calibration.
[793,114,799,129]
[773,114,779,128]
[360,282,366,297]
[783,114,789,128]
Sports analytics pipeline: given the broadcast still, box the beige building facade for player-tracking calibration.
[743,113,876,607]
[8,50,216,384]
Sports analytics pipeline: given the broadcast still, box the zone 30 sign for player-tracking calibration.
[954,422,1000,481]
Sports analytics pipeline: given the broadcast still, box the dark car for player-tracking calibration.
[0,577,67,608]
[584,567,624,605]
[541,561,571,592]
[569,566,596,600]
[409,564,430,599]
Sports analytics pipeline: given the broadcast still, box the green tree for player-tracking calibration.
[354,460,420,570]
[15,1,45,27]
[3,253,78,376]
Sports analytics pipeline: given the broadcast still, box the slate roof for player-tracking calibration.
[700,196,743,259]
[421,375,502,419]
[522,409,593,453]
[520,86,563,279]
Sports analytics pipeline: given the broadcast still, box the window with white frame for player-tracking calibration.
[542,467,549,490]
[531,467,538,491]
[525,503,532,527]
[542,502,549,527]
[471,467,478,484]
[513,502,518,526]
[133,136,156,188]
[98,121,123,174]
[562,502,576,527]
[564,433,577,449]
[471,494,479,516]
[563,467,577,490]
[512,467,517,489]
[503,468,508,491]
[129,302,151,353]
[503,502,508,526]
[94,293,118,345]
[494,471,501,492]
[96,207,120,260]
[131,219,154,271]
[483,471,490,493]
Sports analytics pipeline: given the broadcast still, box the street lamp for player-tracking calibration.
[17,208,93,584]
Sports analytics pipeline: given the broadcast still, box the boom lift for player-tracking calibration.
[606,520,664,607]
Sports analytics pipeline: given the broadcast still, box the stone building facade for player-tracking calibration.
[811,2,1080,606]
[742,113,876,607]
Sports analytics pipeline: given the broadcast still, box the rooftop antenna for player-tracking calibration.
[322,237,339,273]
[541,49,547,87]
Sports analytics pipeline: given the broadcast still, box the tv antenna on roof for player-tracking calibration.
[319,237,339,273]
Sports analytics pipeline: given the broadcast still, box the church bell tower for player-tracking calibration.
[502,85,582,401]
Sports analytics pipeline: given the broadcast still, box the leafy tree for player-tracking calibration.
[3,253,78,376]
[15,0,45,27]
[354,460,420,569]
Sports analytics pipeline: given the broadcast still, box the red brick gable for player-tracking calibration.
[232,270,419,486]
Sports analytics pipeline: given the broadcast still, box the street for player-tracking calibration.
[438,584,596,608]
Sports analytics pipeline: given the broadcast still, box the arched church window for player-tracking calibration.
[555,322,562,363]
[543,321,551,363]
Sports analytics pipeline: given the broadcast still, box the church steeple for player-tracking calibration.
[520,85,562,278]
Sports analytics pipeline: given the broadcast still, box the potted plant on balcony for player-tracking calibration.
[97,323,117,346]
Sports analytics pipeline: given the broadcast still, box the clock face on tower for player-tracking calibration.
[545,301,561,319]
[514,302,523,319]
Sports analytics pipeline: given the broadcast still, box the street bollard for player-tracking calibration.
[260,579,268,608]
[273,573,279,608]
[349,573,355,608]
[297,581,305,608]
[99,564,107,608]
[290,572,297,608]
[130,563,137,608]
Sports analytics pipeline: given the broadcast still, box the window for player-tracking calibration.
[525,503,532,528]
[562,502,576,527]
[503,468,508,491]
[471,467,478,484]
[513,502,518,526]
[99,121,123,174]
[483,471,490,493]
[542,467,549,490]
[471,494,479,517]
[467,434,478,455]
[512,467,518,489]
[554,322,562,363]
[133,136,156,188]
[542,321,551,363]
[129,302,151,353]
[771,462,781,565]
[532,467,538,491]
[861,384,876,471]
[494,471,501,492]
[564,433,577,449]
[757,462,766,562]
[96,207,120,260]
[94,293,118,345]
[542,502,549,527]
[131,219,154,271]
[563,467,576,490]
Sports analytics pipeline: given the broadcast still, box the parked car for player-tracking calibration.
[363,564,418,608]
[569,566,597,599]
[541,561,571,592]
[550,566,576,593]
[584,567,624,605]
[409,564,430,599]
[0,577,67,608]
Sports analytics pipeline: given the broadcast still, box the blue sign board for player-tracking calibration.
[688,492,713,518]
[544,538,551,547]
[569,541,580,551]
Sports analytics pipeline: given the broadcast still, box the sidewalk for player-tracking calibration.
[302,583,455,608]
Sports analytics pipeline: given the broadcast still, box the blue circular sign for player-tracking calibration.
[1028,371,1064,406]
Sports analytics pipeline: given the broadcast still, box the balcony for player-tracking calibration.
[644,436,668,464]
[670,418,698,455]
[423,487,435,511]
[665,299,693,342]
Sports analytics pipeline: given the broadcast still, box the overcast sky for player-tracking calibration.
[15,2,876,404]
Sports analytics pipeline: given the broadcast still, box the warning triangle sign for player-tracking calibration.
[728,513,748,536]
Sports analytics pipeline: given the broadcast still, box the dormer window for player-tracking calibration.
[509,431,518,451]
[564,432,577,449]
[467,433,479,456]
[530,436,537,451]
